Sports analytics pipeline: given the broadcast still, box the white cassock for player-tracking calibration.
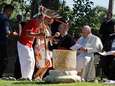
[70,34,103,81]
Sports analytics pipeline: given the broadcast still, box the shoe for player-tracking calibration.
[104,80,115,84]
[1,76,16,80]
[81,78,85,82]
[18,78,32,81]
[1,77,9,80]
[8,76,16,80]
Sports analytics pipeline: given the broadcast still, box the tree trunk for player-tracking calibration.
[108,0,113,18]
[31,0,41,18]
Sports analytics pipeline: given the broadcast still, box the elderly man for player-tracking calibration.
[71,25,103,81]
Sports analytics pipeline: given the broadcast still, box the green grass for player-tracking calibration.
[0,80,114,86]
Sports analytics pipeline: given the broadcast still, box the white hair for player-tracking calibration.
[82,25,91,32]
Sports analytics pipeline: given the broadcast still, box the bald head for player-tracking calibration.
[82,25,91,32]
[81,25,92,37]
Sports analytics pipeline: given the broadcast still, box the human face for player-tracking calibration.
[81,26,90,38]
[6,9,13,18]
[107,12,112,20]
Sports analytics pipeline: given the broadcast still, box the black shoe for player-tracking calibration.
[1,76,16,80]
[1,77,9,80]
[8,76,16,80]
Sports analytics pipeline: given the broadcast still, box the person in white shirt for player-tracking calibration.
[71,25,103,81]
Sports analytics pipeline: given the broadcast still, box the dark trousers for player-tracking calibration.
[108,58,115,80]
[100,55,114,79]
[14,56,21,79]
[14,44,21,79]
[102,38,112,51]
[0,44,8,78]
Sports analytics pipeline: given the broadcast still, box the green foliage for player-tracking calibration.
[71,0,93,35]
[0,0,108,36]
[0,0,31,20]
[58,0,107,36]
[59,5,73,20]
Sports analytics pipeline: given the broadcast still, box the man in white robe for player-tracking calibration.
[71,25,103,81]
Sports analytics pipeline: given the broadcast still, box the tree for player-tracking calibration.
[58,0,73,20]
[41,0,60,10]
[0,0,108,36]
[0,0,31,20]
[67,0,107,36]
[72,0,94,27]
[31,0,41,18]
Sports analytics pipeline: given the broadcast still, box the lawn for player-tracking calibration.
[0,80,114,86]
